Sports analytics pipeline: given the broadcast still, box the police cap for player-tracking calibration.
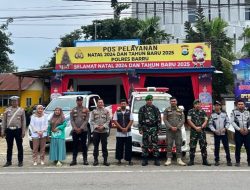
[214,100,222,106]
[76,96,83,101]
[145,95,153,101]
[9,96,19,101]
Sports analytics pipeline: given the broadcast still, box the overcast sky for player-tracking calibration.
[0,0,130,71]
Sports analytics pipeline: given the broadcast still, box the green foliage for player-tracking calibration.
[111,0,130,20]
[184,8,235,99]
[0,18,17,72]
[136,17,171,44]
[240,27,250,57]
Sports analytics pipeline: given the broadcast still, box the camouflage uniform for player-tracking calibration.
[163,106,185,158]
[187,108,208,161]
[138,104,161,158]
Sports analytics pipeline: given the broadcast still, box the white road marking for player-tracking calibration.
[0,169,250,175]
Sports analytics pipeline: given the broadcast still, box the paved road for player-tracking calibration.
[0,167,250,190]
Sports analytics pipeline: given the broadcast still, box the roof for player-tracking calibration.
[0,73,37,91]
[14,67,54,79]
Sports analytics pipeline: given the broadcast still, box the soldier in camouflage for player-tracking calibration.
[187,99,211,166]
[138,94,161,166]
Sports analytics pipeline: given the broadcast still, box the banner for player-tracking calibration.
[233,59,250,107]
[199,74,213,115]
[56,43,211,70]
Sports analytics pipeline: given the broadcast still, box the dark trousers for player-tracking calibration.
[93,132,108,160]
[115,136,132,161]
[72,131,88,161]
[235,131,250,163]
[5,128,23,162]
[214,134,231,162]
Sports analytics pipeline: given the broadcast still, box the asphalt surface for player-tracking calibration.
[0,128,250,190]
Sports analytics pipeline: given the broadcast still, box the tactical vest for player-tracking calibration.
[116,109,131,132]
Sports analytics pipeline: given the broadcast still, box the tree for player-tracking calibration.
[82,18,141,40]
[0,18,17,72]
[239,27,250,57]
[136,17,171,44]
[111,0,130,20]
[184,8,234,99]
[42,29,83,68]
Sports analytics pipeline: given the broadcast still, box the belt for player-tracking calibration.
[8,126,19,130]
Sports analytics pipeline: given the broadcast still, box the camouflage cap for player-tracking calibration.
[193,99,201,105]
[145,95,153,101]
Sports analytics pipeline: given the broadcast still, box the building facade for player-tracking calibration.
[132,0,250,53]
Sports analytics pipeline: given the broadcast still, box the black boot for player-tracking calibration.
[103,158,110,166]
[141,157,148,166]
[83,158,89,165]
[154,158,160,166]
[187,158,194,166]
[3,162,12,167]
[202,159,211,166]
[93,159,99,166]
[70,160,77,166]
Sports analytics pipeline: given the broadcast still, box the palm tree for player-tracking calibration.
[239,27,250,57]
[185,8,234,99]
[137,17,171,44]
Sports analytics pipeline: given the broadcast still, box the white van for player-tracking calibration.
[28,92,100,149]
[130,87,189,156]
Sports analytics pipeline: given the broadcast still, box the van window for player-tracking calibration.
[132,96,170,113]
[45,98,80,111]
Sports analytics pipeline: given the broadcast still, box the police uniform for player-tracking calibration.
[163,106,185,159]
[70,96,89,166]
[230,107,250,165]
[138,95,161,166]
[187,99,210,166]
[1,96,26,167]
[90,106,111,166]
[208,101,231,166]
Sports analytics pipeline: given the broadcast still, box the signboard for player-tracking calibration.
[233,58,250,107]
[74,39,140,47]
[199,73,213,115]
[56,43,211,70]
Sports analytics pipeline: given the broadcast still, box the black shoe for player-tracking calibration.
[141,159,148,166]
[93,160,99,166]
[227,161,232,166]
[83,160,89,165]
[117,160,122,166]
[202,160,211,166]
[154,159,160,166]
[18,162,23,167]
[235,162,240,167]
[3,162,12,167]
[103,161,110,166]
[70,161,77,166]
[214,161,220,166]
[128,161,133,166]
[187,161,194,166]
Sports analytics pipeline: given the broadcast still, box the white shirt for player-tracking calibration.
[30,114,48,138]
[113,110,133,137]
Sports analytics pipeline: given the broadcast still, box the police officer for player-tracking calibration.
[209,101,232,166]
[230,99,250,167]
[187,99,211,166]
[70,96,90,166]
[138,95,161,166]
[90,99,111,166]
[113,99,134,165]
[164,97,186,166]
[1,96,26,167]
